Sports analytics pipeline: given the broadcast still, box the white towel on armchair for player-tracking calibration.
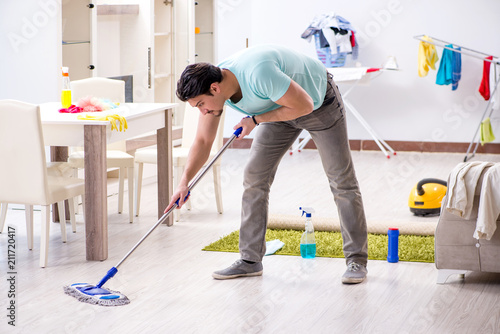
[474,164,500,240]
[446,161,493,219]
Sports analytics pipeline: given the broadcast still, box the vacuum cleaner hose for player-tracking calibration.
[416,178,447,196]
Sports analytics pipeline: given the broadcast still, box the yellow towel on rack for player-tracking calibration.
[418,35,439,77]
[480,117,495,145]
[77,114,128,132]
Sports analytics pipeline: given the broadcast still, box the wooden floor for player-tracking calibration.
[1,149,500,333]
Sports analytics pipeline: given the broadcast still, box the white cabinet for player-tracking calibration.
[172,0,196,126]
[194,0,215,64]
[151,0,174,103]
[62,0,95,81]
[93,0,153,103]
[171,0,218,125]
[62,0,177,105]
[0,0,187,116]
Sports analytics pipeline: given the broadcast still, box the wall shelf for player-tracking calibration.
[62,40,91,45]
[154,32,171,37]
[154,73,171,79]
[96,4,140,16]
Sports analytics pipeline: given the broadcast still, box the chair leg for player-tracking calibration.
[40,205,50,268]
[118,167,125,214]
[25,205,34,250]
[0,203,7,233]
[73,168,80,214]
[135,162,144,217]
[127,166,134,223]
[57,201,67,243]
[81,193,86,222]
[68,198,77,233]
[213,164,223,214]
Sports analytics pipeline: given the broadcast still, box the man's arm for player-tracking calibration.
[167,112,221,210]
[256,79,314,122]
[234,79,314,137]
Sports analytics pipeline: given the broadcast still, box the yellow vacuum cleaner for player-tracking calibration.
[408,178,447,216]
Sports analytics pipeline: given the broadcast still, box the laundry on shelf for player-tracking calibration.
[301,12,358,67]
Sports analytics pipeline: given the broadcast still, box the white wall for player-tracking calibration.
[0,0,61,103]
[216,0,500,144]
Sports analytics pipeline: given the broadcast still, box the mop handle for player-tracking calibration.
[112,127,242,271]
[96,128,242,288]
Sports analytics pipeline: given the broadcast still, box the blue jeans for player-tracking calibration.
[239,74,368,265]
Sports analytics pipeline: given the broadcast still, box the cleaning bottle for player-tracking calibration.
[61,67,72,108]
[299,207,316,259]
[387,227,399,263]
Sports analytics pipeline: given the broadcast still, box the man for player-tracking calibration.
[168,44,368,284]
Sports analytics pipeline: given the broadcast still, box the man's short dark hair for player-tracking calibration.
[176,63,223,101]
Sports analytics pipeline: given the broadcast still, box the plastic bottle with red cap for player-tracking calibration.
[61,67,72,108]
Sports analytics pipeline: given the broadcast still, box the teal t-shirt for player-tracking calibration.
[218,45,327,116]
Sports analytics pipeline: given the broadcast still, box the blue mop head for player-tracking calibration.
[63,283,130,307]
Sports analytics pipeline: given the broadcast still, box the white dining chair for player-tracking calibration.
[0,203,8,232]
[134,104,226,221]
[66,77,134,223]
[0,100,86,267]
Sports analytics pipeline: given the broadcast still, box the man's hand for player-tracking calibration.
[233,116,257,138]
[165,185,190,213]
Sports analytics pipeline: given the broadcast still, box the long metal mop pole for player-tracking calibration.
[96,127,243,288]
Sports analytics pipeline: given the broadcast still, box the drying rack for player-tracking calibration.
[414,34,500,161]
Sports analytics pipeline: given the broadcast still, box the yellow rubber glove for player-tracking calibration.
[77,114,128,132]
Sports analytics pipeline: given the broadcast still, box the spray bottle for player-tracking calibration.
[61,67,72,108]
[299,207,316,259]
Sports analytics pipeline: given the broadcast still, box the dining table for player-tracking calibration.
[40,102,176,261]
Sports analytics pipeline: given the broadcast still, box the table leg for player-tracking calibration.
[157,109,173,226]
[84,125,108,261]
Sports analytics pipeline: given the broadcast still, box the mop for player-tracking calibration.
[64,127,243,306]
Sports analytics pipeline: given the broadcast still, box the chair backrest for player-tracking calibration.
[71,77,126,151]
[0,100,49,205]
[181,103,226,152]
[71,77,126,103]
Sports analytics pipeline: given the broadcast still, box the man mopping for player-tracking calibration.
[167,44,368,284]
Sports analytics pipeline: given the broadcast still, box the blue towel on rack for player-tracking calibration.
[451,46,461,90]
[436,44,462,90]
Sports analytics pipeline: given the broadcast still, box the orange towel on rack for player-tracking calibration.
[418,35,439,77]
[479,56,493,100]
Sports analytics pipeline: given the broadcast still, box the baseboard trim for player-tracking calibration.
[224,138,500,154]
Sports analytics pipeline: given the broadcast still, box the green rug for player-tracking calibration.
[203,229,435,263]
